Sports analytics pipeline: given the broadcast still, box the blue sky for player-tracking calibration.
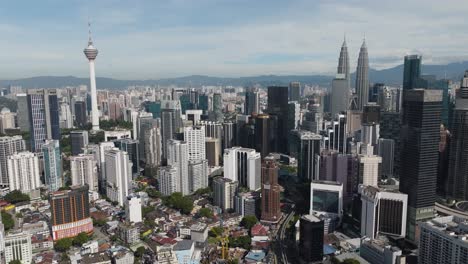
[1,0,468,79]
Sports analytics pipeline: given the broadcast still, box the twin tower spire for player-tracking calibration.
[337,36,369,111]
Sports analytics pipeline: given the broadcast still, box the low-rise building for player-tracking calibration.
[190,223,208,243]
[117,223,140,245]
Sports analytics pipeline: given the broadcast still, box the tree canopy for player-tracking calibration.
[163,192,193,214]
[3,190,30,204]
[72,232,90,247]
[198,208,213,218]
[1,212,14,231]
[54,238,73,252]
[240,216,258,230]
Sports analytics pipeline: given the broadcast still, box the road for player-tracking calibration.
[274,208,295,264]
[435,202,468,220]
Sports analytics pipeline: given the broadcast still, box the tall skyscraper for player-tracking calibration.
[267,86,289,153]
[212,93,223,122]
[377,138,395,179]
[359,185,408,240]
[222,122,235,150]
[50,185,93,240]
[289,82,301,101]
[254,114,273,157]
[27,89,60,152]
[70,154,98,192]
[446,71,468,200]
[289,130,321,181]
[74,101,87,128]
[105,148,132,206]
[159,165,179,196]
[83,24,100,131]
[167,140,189,195]
[205,137,220,167]
[16,93,30,132]
[114,139,140,175]
[0,136,25,187]
[337,37,350,79]
[184,125,206,161]
[403,55,422,90]
[399,89,442,241]
[298,215,324,263]
[70,130,89,156]
[244,87,260,115]
[331,74,350,116]
[42,140,62,192]
[213,177,238,211]
[223,147,261,190]
[7,152,40,193]
[143,122,162,167]
[355,40,369,110]
[161,100,182,160]
[260,158,281,223]
[188,159,208,193]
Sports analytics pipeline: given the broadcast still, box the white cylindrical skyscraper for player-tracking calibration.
[83,24,100,131]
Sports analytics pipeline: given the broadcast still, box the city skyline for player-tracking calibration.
[1,0,468,79]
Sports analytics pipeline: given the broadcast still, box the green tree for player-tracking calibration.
[93,219,106,227]
[209,226,223,237]
[146,188,161,198]
[1,212,14,231]
[164,192,193,214]
[54,238,73,252]
[194,187,211,196]
[198,208,213,218]
[8,260,22,264]
[228,236,251,250]
[134,246,146,258]
[3,190,30,204]
[72,232,90,247]
[240,215,258,230]
[342,259,360,264]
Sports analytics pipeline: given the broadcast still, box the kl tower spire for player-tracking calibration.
[84,22,100,131]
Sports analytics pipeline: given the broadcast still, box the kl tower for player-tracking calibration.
[83,23,100,131]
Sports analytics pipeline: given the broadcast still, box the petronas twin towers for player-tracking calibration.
[336,37,369,111]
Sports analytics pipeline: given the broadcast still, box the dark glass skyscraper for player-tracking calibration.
[299,214,324,263]
[114,138,140,175]
[399,89,442,241]
[355,40,369,110]
[244,87,260,115]
[267,86,289,153]
[288,82,300,101]
[74,101,87,128]
[403,55,422,90]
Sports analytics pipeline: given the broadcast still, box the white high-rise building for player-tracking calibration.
[143,123,162,167]
[159,166,179,196]
[0,108,16,133]
[359,185,407,239]
[7,152,41,193]
[125,194,142,224]
[59,103,73,129]
[167,140,189,195]
[359,153,382,187]
[105,148,132,207]
[42,140,63,192]
[184,125,206,161]
[188,159,208,193]
[213,177,238,211]
[4,232,32,264]
[223,147,261,190]
[70,154,98,192]
[83,23,100,131]
[0,136,26,187]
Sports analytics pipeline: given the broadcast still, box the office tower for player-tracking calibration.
[302,98,323,134]
[289,82,300,101]
[159,165,179,196]
[50,185,93,240]
[135,111,153,140]
[143,101,161,118]
[245,87,260,115]
[377,138,394,179]
[380,111,401,176]
[222,122,235,150]
[361,104,381,147]
[254,114,273,157]
[95,141,115,192]
[267,86,289,153]
[418,75,451,125]
[7,152,40,193]
[70,130,89,156]
[179,93,192,114]
[324,114,347,153]
[59,102,73,129]
[205,137,220,167]
[105,148,132,207]
[337,37,350,79]
[27,89,60,152]
[200,121,223,140]
[186,109,202,125]
[188,159,208,193]
[212,93,223,122]
[403,55,421,90]
[184,126,206,161]
[310,181,343,216]
[213,177,238,211]
[223,147,261,190]
[235,191,260,217]
[289,130,321,181]
[355,40,369,110]
[42,140,62,192]
[360,238,403,264]
[109,99,122,120]
[167,140,189,195]
[0,136,25,187]
[358,153,382,187]
[438,125,450,196]
[70,154,98,192]
[446,71,468,200]
[378,86,401,112]
[399,89,442,241]
[4,232,32,264]
[143,123,162,167]
[16,93,30,132]
[0,108,15,133]
[161,100,182,159]
[83,25,100,131]
[125,194,142,224]
[261,159,281,223]
[74,101,87,127]
[331,74,350,116]
[359,185,407,239]
[114,139,140,175]
[288,101,300,132]
[298,215,324,263]
[198,94,209,113]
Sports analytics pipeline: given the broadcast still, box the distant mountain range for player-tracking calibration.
[2,61,468,90]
